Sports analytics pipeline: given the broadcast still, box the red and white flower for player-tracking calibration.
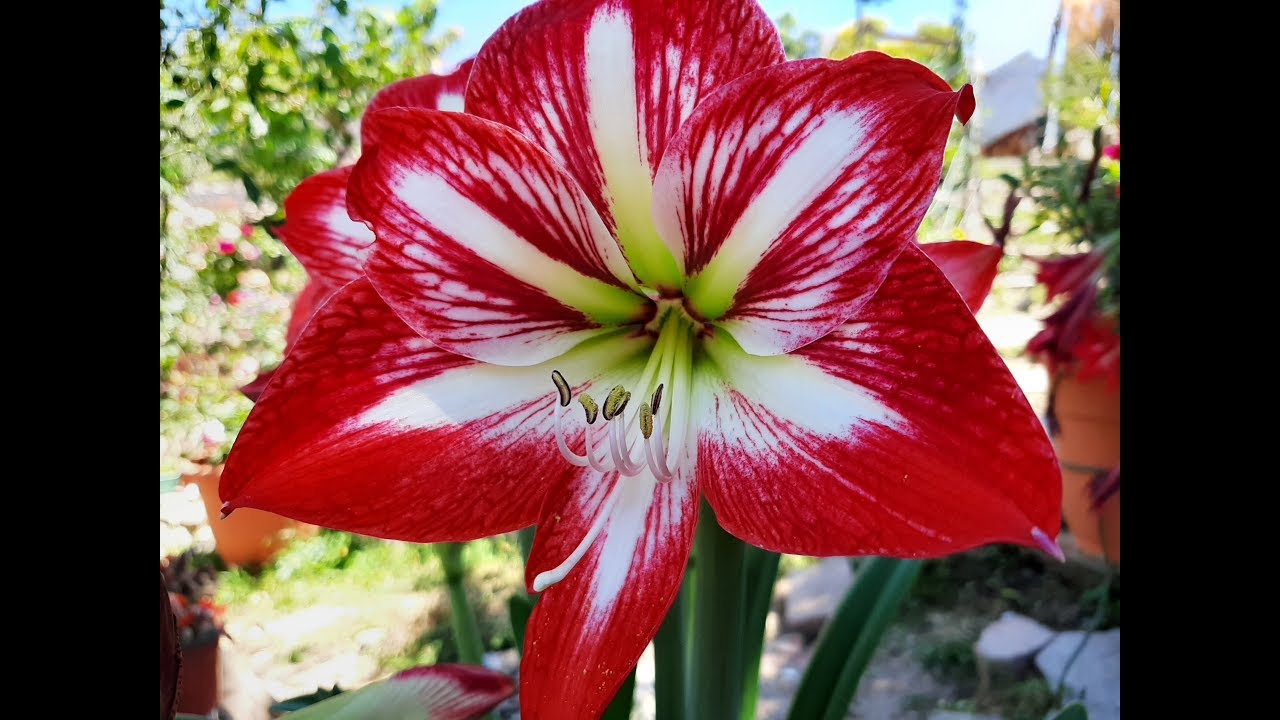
[280,663,514,720]
[240,60,474,400]
[222,2,1062,718]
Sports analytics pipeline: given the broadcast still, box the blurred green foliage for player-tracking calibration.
[159,0,453,471]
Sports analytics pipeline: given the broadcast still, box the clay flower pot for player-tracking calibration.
[175,632,220,716]
[184,464,317,567]
[1051,373,1119,564]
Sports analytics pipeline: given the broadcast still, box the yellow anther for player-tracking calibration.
[603,385,629,421]
[579,393,599,424]
[639,403,654,439]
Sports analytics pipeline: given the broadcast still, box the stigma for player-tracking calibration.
[551,370,684,482]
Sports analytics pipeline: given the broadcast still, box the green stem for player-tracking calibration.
[654,566,691,720]
[437,542,485,665]
[690,499,747,720]
[739,547,782,720]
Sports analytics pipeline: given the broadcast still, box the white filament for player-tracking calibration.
[531,480,623,592]
[550,390,685,481]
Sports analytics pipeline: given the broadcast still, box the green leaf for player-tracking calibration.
[786,558,922,720]
[508,593,534,654]
[1049,703,1089,720]
[738,546,781,720]
[601,668,636,720]
[242,174,262,205]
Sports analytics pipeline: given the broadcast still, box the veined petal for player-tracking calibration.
[520,466,698,720]
[284,279,337,348]
[281,663,514,720]
[697,244,1060,557]
[360,58,475,148]
[278,166,375,288]
[240,280,336,402]
[352,109,651,367]
[918,240,1003,312]
[220,278,651,542]
[466,0,784,289]
[654,52,974,355]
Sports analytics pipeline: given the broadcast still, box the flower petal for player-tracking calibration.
[240,280,336,402]
[281,663,514,720]
[220,278,650,542]
[520,467,698,720]
[278,166,374,288]
[697,244,1060,557]
[654,52,973,355]
[466,0,783,289]
[351,109,651,366]
[918,240,1003,312]
[360,58,474,148]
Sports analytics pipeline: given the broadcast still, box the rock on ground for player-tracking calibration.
[778,558,855,638]
[1035,629,1120,720]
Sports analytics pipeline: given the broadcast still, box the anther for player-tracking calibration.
[551,370,572,407]
[602,385,628,421]
[579,393,599,424]
[639,403,654,439]
[651,384,664,416]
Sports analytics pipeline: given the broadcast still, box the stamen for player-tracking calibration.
[551,370,572,407]
[651,383,664,417]
[532,482,623,592]
[602,385,628,421]
[638,403,654,439]
[579,393,599,424]
[553,399,589,467]
[608,411,646,474]
[583,422,616,473]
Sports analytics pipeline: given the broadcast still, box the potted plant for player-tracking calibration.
[181,419,317,568]
[162,551,227,716]
[1023,130,1120,564]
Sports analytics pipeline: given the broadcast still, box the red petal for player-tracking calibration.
[282,663,514,720]
[520,468,698,720]
[220,278,650,542]
[284,279,336,348]
[918,240,1003,312]
[360,58,475,148]
[237,366,275,403]
[277,166,374,288]
[1034,250,1103,301]
[382,664,514,720]
[699,244,1061,558]
[351,109,650,366]
[653,53,972,355]
[466,0,783,287]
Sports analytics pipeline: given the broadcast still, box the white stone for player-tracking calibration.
[976,611,1057,666]
[780,557,854,637]
[1035,629,1120,720]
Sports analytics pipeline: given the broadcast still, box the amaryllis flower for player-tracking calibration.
[919,240,1003,311]
[238,60,474,401]
[221,2,1061,717]
[280,664,514,720]
[1103,143,1120,160]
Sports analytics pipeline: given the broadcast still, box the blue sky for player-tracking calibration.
[275,0,1058,72]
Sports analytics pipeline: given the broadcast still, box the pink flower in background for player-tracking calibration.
[240,223,255,238]
[238,242,262,262]
[217,240,237,255]
[1102,143,1120,160]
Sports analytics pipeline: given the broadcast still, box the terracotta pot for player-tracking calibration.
[176,634,219,716]
[184,465,318,567]
[1051,373,1120,564]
